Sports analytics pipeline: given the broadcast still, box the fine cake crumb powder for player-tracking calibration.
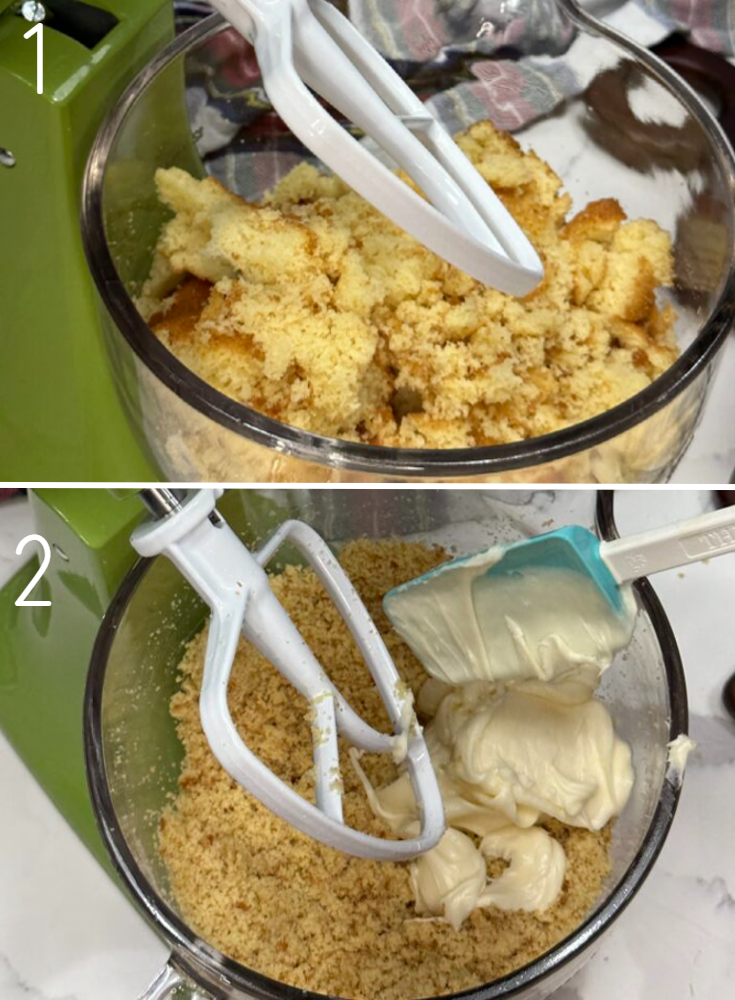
[159,540,613,1000]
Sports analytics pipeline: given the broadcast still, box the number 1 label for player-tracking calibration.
[23,22,43,95]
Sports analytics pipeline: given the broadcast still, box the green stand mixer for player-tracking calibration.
[0,0,174,479]
[0,488,145,861]
[0,487,256,865]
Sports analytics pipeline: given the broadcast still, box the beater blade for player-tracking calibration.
[207,0,543,295]
[132,489,445,860]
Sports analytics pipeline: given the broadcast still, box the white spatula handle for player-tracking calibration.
[599,504,735,583]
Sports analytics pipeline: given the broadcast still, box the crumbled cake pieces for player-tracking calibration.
[159,539,613,1000]
[142,120,677,447]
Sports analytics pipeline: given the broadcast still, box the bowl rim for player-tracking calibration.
[80,5,735,479]
[84,489,689,1000]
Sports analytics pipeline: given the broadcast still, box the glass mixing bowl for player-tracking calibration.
[85,489,687,1000]
[81,0,735,484]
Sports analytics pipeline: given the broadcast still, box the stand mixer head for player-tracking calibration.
[0,0,172,480]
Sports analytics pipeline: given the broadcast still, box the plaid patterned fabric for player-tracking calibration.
[178,0,734,193]
[344,0,734,132]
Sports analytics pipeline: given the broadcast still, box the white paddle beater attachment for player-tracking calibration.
[208,0,543,295]
[132,489,445,861]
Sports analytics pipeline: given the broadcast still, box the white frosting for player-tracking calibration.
[410,825,567,928]
[433,683,634,830]
[358,553,639,927]
[390,687,418,764]
[384,551,637,690]
[478,826,566,913]
[410,829,488,929]
[355,678,633,925]
[667,734,697,777]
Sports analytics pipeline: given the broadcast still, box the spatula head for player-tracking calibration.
[384,526,633,688]
[481,526,623,613]
[389,526,622,609]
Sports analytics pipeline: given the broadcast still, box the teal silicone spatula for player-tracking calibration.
[384,505,735,687]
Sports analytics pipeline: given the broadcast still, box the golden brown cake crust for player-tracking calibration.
[159,540,613,1000]
[142,120,677,448]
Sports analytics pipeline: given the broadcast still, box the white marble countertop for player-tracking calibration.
[1,490,735,999]
[669,337,735,485]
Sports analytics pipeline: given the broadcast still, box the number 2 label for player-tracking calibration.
[15,534,51,607]
[23,22,43,95]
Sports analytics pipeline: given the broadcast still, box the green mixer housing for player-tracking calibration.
[0,488,286,867]
[0,490,143,866]
[0,0,173,480]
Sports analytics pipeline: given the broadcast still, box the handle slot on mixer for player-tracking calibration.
[15,0,118,49]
